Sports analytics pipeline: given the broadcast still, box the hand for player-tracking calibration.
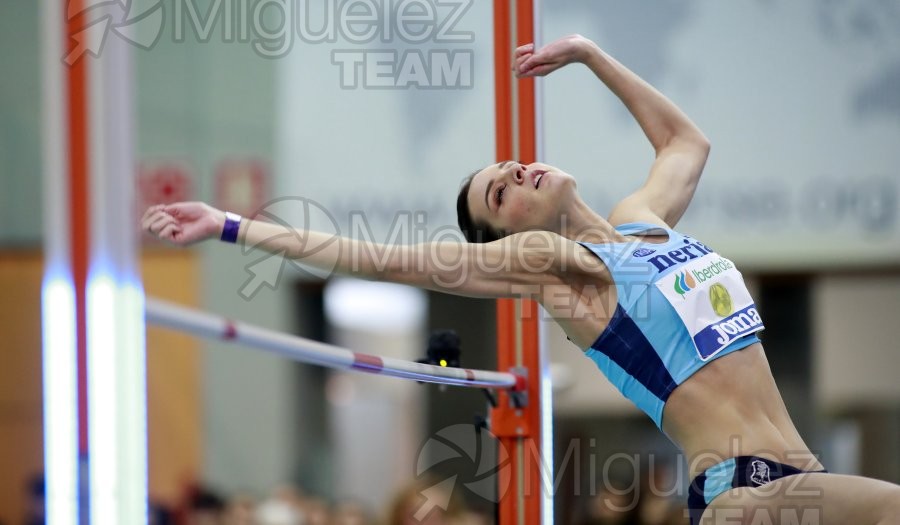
[513,34,595,78]
[141,202,225,246]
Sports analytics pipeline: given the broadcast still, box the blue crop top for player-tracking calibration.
[578,223,764,429]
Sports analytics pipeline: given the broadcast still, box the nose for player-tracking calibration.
[513,165,525,184]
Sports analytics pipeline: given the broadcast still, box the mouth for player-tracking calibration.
[532,170,547,189]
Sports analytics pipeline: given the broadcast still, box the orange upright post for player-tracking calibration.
[66,0,92,461]
[492,1,546,524]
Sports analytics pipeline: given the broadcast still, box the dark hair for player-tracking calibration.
[456,170,505,243]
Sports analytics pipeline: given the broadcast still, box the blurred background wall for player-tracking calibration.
[1,0,899,523]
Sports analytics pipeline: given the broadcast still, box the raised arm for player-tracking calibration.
[140,202,588,299]
[516,35,710,228]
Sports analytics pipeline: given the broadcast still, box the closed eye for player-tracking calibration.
[495,185,506,207]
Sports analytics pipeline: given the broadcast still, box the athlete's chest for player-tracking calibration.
[545,237,765,357]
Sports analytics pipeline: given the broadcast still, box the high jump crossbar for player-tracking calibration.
[146,297,524,391]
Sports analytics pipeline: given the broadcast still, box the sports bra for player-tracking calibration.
[577,223,764,429]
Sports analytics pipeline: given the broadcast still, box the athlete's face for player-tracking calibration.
[467,161,576,236]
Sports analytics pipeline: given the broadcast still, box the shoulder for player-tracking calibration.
[499,230,612,285]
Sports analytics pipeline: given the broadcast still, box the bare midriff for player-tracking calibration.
[662,343,826,480]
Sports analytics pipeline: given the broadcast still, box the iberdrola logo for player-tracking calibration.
[673,271,696,297]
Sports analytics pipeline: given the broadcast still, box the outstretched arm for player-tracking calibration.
[516,35,710,228]
[141,202,589,299]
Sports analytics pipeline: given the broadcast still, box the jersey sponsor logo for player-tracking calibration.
[656,252,765,361]
[708,283,734,317]
[647,238,715,273]
[673,271,696,297]
[695,305,763,356]
[690,257,734,283]
[750,460,771,486]
[632,248,656,258]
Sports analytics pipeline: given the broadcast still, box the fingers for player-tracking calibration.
[141,208,182,238]
[150,214,177,235]
[516,68,539,78]
[158,221,182,241]
[514,52,532,72]
[164,201,194,218]
[514,43,534,57]
[516,56,551,77]
[140,204,165,225]
[513,43,534,72]
[141,208,162,232]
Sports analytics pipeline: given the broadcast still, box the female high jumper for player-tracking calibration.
[143,34,900,524]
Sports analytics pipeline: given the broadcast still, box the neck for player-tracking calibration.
[557,197,618,243]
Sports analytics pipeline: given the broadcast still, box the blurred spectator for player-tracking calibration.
[332,499,372,525]
[256,485,308,525]
[635,494,677,525]
[455,510,491,525]
[24,474,45,525]
[186,486,226,525]
[25,474,44,525]
[636,461,686,525]
[302,497,331,525]
[149,501,175,525]
[575,477,639,525]
[223,494,257,525]
[385,479,469,525]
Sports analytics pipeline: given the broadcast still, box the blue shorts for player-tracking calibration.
[687,456,827,525]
